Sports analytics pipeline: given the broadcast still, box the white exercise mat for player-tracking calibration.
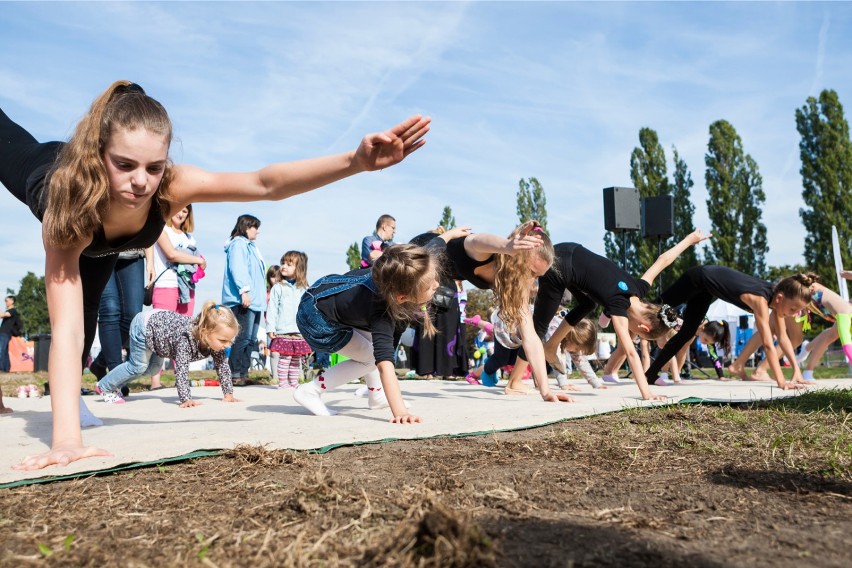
[3,377,851,485]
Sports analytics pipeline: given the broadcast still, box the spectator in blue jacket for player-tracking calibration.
[222,214,266,383]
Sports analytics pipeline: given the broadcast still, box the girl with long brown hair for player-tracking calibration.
[1,80,430,471]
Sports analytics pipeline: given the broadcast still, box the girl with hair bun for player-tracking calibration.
[3,80,430,471]
[293,244,439,422]
[738,272,852,381]
[645,266,809,390]
[517,230,710,401]
[95,301,240,407]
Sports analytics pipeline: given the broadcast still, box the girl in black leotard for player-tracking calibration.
[508,230,710,401]
[427,221,574,403]
[643,265,809,390]
[1,80,431,472]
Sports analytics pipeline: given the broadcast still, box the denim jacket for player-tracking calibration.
[266,280,306,334]
[221,236,266,311]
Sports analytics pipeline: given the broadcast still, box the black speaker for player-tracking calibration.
[739,315,749,330]
[641,195,674,238]
[603,187,640,231]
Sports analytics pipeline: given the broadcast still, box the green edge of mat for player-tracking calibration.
[0,395,788,489]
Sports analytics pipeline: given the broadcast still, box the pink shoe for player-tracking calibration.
[26,384,40,398]
[464,373,481,385]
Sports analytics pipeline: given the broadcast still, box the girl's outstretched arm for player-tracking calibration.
[377,360,421,424]
[13,233,111,471]
[641,230,711,284]
[612,316,666,401]
[462,221,544,261]
[168,115,431,208]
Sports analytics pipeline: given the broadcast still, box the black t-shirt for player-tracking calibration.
[0,307,21,336]
[671,265,773,312]
[547,243,651,325]
[314,269,401,364]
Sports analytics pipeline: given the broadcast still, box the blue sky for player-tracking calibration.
[2,1,851,309]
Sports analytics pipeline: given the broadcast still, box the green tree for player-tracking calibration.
[8,272,49,336]
[346,242,361,271]
[516,177,548,232]
[704,120,768,276]
[438,205,456,230]
[604,128,668,277]
[670,146,699,274]
[795,89,852,287]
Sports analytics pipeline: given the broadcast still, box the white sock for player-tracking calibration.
[79,396,103,428]
[802,369,815,381]
[366,387,411,410]
[354,385,369,398]
[293,379,336,416]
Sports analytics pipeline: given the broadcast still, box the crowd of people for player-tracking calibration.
[2,80,851,471]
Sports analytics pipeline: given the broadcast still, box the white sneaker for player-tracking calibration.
[601,374,620,384]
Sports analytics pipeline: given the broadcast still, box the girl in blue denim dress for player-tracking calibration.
[294,244,439,423]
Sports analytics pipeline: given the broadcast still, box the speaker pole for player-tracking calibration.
[622,231,628,271]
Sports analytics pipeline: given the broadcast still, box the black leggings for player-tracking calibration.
[1,108,115,369]
[484,341,518,374]
[645,269,715,381]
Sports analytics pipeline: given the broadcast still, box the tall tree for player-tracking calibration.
[795,89,852,287]
[8,272,49,336]
[704,120,768,276]
[670,146,699,274]
[604,128,668,276]
[438,205,456,230]
[346,242,361,271]
[516,177,548,232]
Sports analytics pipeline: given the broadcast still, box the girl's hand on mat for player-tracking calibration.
[12,443,112,471]
[180,400,203,408]
[390,414,422,424]
[223,394,241,403]
[643,394,668,401]
[542,392,575,403]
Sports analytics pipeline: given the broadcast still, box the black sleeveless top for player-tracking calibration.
[444,236,496,290]
[23,142,166,258]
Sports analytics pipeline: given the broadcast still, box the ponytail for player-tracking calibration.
[702,319,731,353]
[44,80,174,248]
[774,272,818,304]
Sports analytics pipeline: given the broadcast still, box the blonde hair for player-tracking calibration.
[371,244,438,337]
[167,203,194,233]
[281,250,309,289]
[493,221,554,330]
[192,301,239,352]
[560,318,598,356]
[44,80,174,248]
[774,272,819,304]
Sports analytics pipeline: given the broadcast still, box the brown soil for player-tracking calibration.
[1,400,850,567]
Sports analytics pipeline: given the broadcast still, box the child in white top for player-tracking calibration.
[267,251,310,389]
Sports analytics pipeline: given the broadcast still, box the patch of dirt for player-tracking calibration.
[1,402,850,567]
